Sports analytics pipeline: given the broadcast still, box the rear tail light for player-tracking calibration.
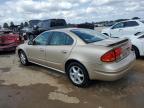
[15,37,20,41]
[101,47,122,62]
[14,37,20,42]
[115,48,122,59]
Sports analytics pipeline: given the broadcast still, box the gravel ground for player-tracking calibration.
[0,51,144,108]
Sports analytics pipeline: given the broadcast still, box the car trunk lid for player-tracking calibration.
[90,38,132,61]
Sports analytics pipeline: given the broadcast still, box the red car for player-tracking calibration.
[0,30,22,51]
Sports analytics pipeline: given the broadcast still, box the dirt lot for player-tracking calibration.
[0,51,144,108]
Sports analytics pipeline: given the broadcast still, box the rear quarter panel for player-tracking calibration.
[66,44,111,75]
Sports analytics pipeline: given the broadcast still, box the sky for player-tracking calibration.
[0,0,144,25]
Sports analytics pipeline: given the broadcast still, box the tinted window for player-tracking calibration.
[43,21,50,29]
[50,20,66,27]
[112,23,124,29]
[37,22,43,28]
[71,29,108,43]
[124,21,139,27]
[49,32,73,45]
[34,32,51,45]
[29,20,40,27]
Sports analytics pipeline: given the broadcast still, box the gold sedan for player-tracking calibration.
[16,28,135,87]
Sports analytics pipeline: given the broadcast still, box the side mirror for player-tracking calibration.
[28,40,34,45]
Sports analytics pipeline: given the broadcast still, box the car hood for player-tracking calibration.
[90,38,129,47]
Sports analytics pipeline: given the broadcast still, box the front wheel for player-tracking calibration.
[67,62,90,87]
[19,51,29,65]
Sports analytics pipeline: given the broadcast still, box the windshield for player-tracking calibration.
[71,29,108,43]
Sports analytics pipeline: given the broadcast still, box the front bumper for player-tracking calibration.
[88,51,136,81]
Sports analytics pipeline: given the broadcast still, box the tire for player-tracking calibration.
[66,62,90,87]
[19,51,29,65]
[132,46,140,58]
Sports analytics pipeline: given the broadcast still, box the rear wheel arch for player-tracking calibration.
[65,59,87,73]
[135,32,141,36]
[103,33,109,36]
[65,59,90,87]
[132,45,140,58]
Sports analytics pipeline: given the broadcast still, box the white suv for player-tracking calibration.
[102,20,144,57]
[102,20,144,37]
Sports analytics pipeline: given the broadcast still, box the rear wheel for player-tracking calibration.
[19,51,29,65]
[66,62,90,87]
[132,46,140,58]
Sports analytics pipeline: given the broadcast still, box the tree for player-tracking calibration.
[3,23,9,28]
[10,21,15,30]
[20,22,24,29]
[10,21,14,27]
[132,17,140,20]
[24,22,29,27]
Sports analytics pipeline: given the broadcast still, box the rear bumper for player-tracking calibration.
[88,51,136,81]
[0,43,19,51]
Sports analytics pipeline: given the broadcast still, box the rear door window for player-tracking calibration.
[112,22,124,29]
[124,21,139,27]
[49,32,73,45]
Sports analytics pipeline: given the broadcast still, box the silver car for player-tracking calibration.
[16,28,135,87]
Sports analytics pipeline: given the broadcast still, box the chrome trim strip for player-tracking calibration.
[29,60,65,74]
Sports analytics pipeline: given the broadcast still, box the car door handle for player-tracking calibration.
[62,50,68,54]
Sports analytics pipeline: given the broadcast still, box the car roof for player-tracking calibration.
[117,20,140,23]
[47,27,88,32]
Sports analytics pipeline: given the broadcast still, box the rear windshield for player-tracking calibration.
[71,29,108,43]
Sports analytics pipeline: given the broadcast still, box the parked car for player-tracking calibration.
[102,20,144,37]
[0,29,22,51]
[26,19,67,40]
[116,32,144,58]
[29,20,41,28]
[21,27,33,40]
[16,28,135,87]
[20,20,41,40]
[102,20,144,57]
[76,23,94,30]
